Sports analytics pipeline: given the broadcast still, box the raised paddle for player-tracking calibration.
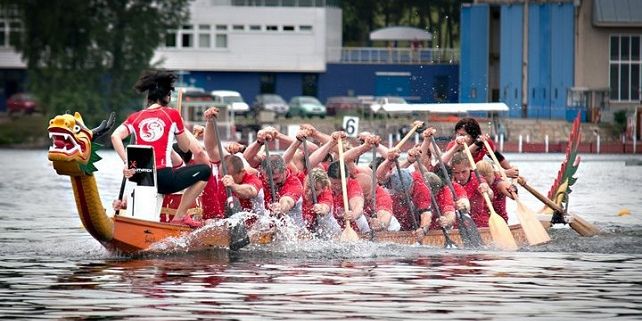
[429,136,483,248]
[369,146,377,240]
[213,119,242,218]
[415,154,457,249]
[463,142,518,251]
[516,177,600,237]
[338,137,360,242]
[262,140,278,205]
[213,119,249,251]
[302,139,320,233]
[482,140,550,246]
[393,158,419,230]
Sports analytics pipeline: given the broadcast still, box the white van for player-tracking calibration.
[210,90,250,116]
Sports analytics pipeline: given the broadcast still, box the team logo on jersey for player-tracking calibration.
[138,118,165,142]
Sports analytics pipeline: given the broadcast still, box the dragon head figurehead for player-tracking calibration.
[48,112,115,176]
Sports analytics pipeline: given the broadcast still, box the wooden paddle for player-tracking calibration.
[516,177,600,237]
[415,154,457,248]
[369,146,377,240]
[338,137,359,242]
[262,141,278,205]
[463,142,518,251]
[429,136,483,248]
[481,140,550,245]
[213,119,241,219]
[212,118,249,251]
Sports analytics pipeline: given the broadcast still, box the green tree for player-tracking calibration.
[0,0,190,124]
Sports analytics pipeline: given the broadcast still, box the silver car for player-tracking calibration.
[253,94,289,116]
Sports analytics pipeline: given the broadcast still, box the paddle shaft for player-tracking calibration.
[517,178,565,213]
[213,119,239,216]
[415,155,456,248]
[302,139,317,203]
[394,159,419,230]
[394,124,420,150]
[115,135,135,216]
[481,140,519,199]
[371,146,377,212]
[263,142,278,204]
[338,138,350,212]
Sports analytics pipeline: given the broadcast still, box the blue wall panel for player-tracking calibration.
[528,3,552,119]
[183,64,459,106]
[500,4,523,118]
[320,64,459,104]
[460,4,489,103]
[550,3,575,120]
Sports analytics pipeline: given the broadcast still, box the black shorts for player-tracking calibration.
[157,164,211,195]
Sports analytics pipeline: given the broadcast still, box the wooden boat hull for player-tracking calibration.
[363,224,530,248]
[109,216,231,254]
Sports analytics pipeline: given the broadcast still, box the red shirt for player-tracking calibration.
[363,185,393,217]
[201,161,224,220]
[214,171,265,213]
[446,139,496,164]
[123,106,185,169]
[302,187,333,230]
[489,176,509,222]
[332,178,364,230]
[391,173,432,231]
[429,186,456,229]
[261,169,303,207]
[459,170,490,227]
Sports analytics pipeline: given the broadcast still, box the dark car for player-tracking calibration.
[252,94,289,116]
[7,93,38,115]
[325,96,361,116]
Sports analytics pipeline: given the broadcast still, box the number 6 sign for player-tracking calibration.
[342,116,359,137]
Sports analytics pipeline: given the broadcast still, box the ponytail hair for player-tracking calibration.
[134,70,177,105]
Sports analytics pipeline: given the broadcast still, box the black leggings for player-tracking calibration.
[157,164,211,195]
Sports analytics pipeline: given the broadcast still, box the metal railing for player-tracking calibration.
[328,47,459,65]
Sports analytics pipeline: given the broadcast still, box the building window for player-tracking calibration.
[266,25,278,31]
[216,25,227,31]
[165,32,177,47]
[299,25,313,31]
[181,25,193,48]
[215,34,227,48]
[260,73,276,94]
[610,35,642,102]
[199,34,210,48]
[0,21,5,47]
[283,25,295,32]
[233,25,245,31]
[302,74,318,97]
[249,25,261,31]
[199,24,210,30]
[8,21,20,47]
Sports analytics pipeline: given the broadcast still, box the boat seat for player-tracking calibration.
[125,145,163,222]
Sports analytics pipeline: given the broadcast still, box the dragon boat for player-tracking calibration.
[48,112,585,254]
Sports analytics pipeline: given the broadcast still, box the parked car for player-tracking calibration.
[171,87,217,130]
[252,94,289,116]
[369,96,409,114]
[7,93,39,115]
[211,90,250,116]
[325,96,361,116]
[287,96,326,118]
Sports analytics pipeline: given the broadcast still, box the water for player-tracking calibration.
[1,149,641,320]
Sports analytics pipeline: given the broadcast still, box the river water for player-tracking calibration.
[0,149,641,320]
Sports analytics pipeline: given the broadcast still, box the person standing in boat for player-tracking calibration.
[440,118,519,178]
[111,70,210,228]
[450,152,495,227]
[376,149,433,237]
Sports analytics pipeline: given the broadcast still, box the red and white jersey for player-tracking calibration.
[363,185,393,217]
[332,178,364,231]
[124,106,185,169]
[302,187,333,231]
[261,169,303,216]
